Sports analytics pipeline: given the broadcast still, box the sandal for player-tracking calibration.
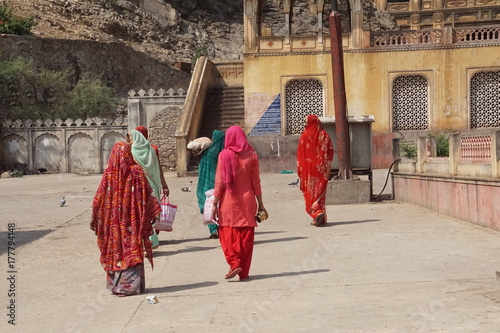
[225,267,242,279]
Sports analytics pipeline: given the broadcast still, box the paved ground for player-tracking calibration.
[0,170,499,333]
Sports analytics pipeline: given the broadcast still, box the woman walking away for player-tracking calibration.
[211,126,268,281]
[197,130,225,239]
[91,141,161,296]
[129,130,167,249]
[135,126,169,198]
[297,115,334,227]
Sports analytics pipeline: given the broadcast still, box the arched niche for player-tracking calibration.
[100,131,126,173]
[1,134,28,170]
[34,133,62,172]
[68,132,95,174]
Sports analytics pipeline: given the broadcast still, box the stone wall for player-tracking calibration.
[0,34,191,96]
[1,118,127,174]
[127,88,187,171]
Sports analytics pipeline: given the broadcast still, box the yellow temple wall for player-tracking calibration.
[244,46,500,135]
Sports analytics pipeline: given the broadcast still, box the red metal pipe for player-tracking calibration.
[329,11,352,179]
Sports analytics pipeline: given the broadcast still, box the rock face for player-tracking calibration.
[2,0,398,94]
[5,0,245,66]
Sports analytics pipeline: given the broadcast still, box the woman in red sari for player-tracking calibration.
[90,141,161,296]
[211,126,268,281]
[297,115,334,226]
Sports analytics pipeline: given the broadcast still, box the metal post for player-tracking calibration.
[329,3,352,179]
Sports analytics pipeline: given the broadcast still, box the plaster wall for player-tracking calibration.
[243,45,500,167]
[1,121,127,174]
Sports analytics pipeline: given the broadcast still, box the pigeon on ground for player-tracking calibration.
[288,179,300,186]
[181,186,191,192]
[60,196,66,207]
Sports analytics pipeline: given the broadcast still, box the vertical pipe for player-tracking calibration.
[329,9,352,179]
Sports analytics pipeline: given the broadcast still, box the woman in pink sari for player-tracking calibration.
[297,115,334,226]
[211,126,268,281]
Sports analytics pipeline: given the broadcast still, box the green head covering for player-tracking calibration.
[131,130,162,204]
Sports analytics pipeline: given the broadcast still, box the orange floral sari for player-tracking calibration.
[297,115,334,225]
[91,142,161,273]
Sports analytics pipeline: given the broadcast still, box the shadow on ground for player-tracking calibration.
[321,219,380,227]
[254,236,307,245]
[0,229,53,256]
[147,281,219,294]
[154,246,219,257]
[237,269,331,281]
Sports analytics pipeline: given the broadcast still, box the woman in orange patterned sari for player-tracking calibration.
[90,141,161,296]
[297,115,334,226]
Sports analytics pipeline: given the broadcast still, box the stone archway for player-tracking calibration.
[1,134,28,170]
[68,132,95,173]
[34,133,62,172]
[100,131,125,172]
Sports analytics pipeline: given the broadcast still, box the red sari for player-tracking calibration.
[297,115,334,226]
[91,142,161,292]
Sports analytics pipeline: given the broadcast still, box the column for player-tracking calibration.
[128,98,141,131]
[317,0,324,45]
[351,0,363,49]
[284,0,292,49]
[244,0,259,52]
[449,133,461,176]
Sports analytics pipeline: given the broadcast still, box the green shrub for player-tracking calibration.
[436,133,449,157]
[0,2,36,35]
[64,74,119,119]
[400,143,417,160]
[0,56,119,120]
[192,45,208,65]
[12,169,23,178]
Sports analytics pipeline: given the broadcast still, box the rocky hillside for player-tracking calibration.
[5,0,397,65]
[5,0,246,66]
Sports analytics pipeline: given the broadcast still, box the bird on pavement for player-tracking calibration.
[60,196,66,207]
[288,179,300,186]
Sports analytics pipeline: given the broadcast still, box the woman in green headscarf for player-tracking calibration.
[196,130,225,239]
[128,130,168,248]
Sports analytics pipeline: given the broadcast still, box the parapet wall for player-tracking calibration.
[393,129,500,231]
[1,117,127,174]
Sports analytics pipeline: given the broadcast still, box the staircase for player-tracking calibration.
[198,87,245,138]
[187,87,245,174]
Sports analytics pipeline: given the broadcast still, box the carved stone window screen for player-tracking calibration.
[470,71,500,129]
[285,79,324,135]
[392,75,430,131]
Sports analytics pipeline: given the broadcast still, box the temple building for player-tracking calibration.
[240,0,500,167]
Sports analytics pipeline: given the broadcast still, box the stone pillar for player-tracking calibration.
[351,0,363,49]
[410,14,420,30]
[317,0,324,45]
[449,133,461,176]
[94,128,100,174]
[244,0,259,53]
[417,136,426,173]
[61,128,68,173]
[492,130,500,178]
[284,0,292,50]
[128,98,141,131]
[27,129,34,171]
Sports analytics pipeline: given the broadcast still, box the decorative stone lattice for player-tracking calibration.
[392,75,429,131]
[460,136,491,164]
[285,79,324,135]
[470,71,500,129]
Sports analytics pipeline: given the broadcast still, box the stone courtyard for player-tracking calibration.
[0,170,499,332]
